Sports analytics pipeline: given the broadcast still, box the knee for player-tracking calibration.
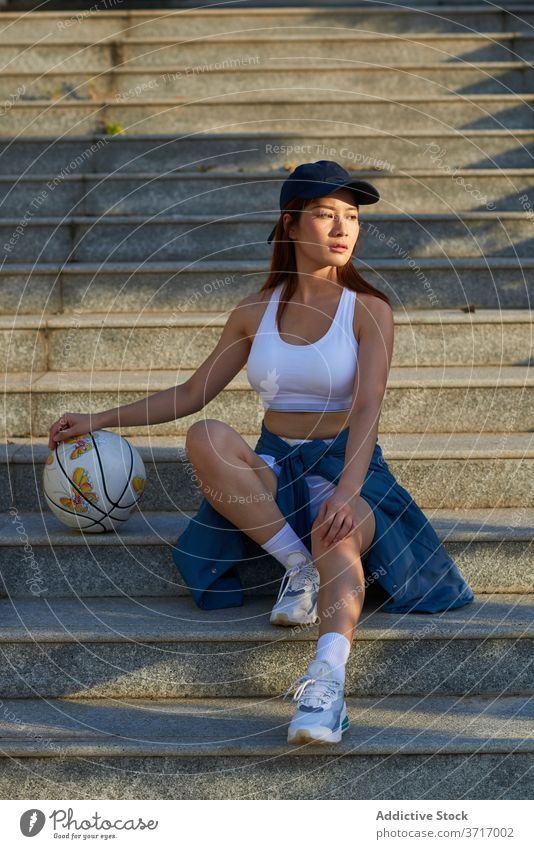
[185,419,229,461]
[310,515,364,567]
[310,496,375,558]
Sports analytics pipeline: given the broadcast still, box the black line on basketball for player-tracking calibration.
[91,431,136,509]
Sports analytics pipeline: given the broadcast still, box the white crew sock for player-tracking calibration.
[261,520,313,572]
[315,632,351,686]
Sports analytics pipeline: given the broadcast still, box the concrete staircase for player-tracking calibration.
[0,3,533,799]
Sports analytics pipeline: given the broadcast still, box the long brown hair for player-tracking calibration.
[259,195,391,332]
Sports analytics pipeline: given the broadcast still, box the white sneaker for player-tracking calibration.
[284,658,349,745]
[269,553,319,627]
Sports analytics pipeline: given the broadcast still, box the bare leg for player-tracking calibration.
[310,496,376,643]
[185,419,288,546]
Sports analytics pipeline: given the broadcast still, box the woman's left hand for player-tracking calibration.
[315,489,359,547]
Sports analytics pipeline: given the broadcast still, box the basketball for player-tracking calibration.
[43,430,146,533]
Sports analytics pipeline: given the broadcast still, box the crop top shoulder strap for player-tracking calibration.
[258,282,356,339]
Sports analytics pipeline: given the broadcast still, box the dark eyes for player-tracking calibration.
[317,212,358,220]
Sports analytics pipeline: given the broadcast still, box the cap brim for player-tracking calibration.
[343,178,380,205]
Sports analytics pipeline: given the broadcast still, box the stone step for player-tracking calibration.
[3,258,534,315]
[5,33,534,71]
[3,308,533,372]
[6,0,534,9]
[1,505,533,599]
[1,131,532,174]
[1,212,532,263]
[4,366,534,437]
[5,62,534,101]
[4,94,534,136]
[1,7,532,41]
[0,692,531,799]
[0,593,531,698]
[3,431,534,513]
[2,170,533,218]
[14,0,531,4]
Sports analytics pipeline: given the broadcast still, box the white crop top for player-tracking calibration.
[246,283,359,412]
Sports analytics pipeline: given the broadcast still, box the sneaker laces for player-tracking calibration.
[275,561,318,605]
[283,673,341,709]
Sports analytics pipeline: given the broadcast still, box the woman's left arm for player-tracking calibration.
[317,295,395,544]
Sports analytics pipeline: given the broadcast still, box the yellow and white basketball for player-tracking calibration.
[43,430,146,533]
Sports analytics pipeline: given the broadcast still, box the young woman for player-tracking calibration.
[48,160,474,746]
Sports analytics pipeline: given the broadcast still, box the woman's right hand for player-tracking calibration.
[47,412,98,451]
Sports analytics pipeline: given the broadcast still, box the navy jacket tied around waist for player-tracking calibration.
[172,420,474,614]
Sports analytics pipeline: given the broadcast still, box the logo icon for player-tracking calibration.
[20,809,46,837]
[259,367,280,404]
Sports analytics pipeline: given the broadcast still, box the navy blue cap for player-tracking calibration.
[267,159,380,244]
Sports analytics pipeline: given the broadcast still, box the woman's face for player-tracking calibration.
[283,187,360,267]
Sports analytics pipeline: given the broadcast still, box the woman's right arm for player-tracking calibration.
[47,297,253,450]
